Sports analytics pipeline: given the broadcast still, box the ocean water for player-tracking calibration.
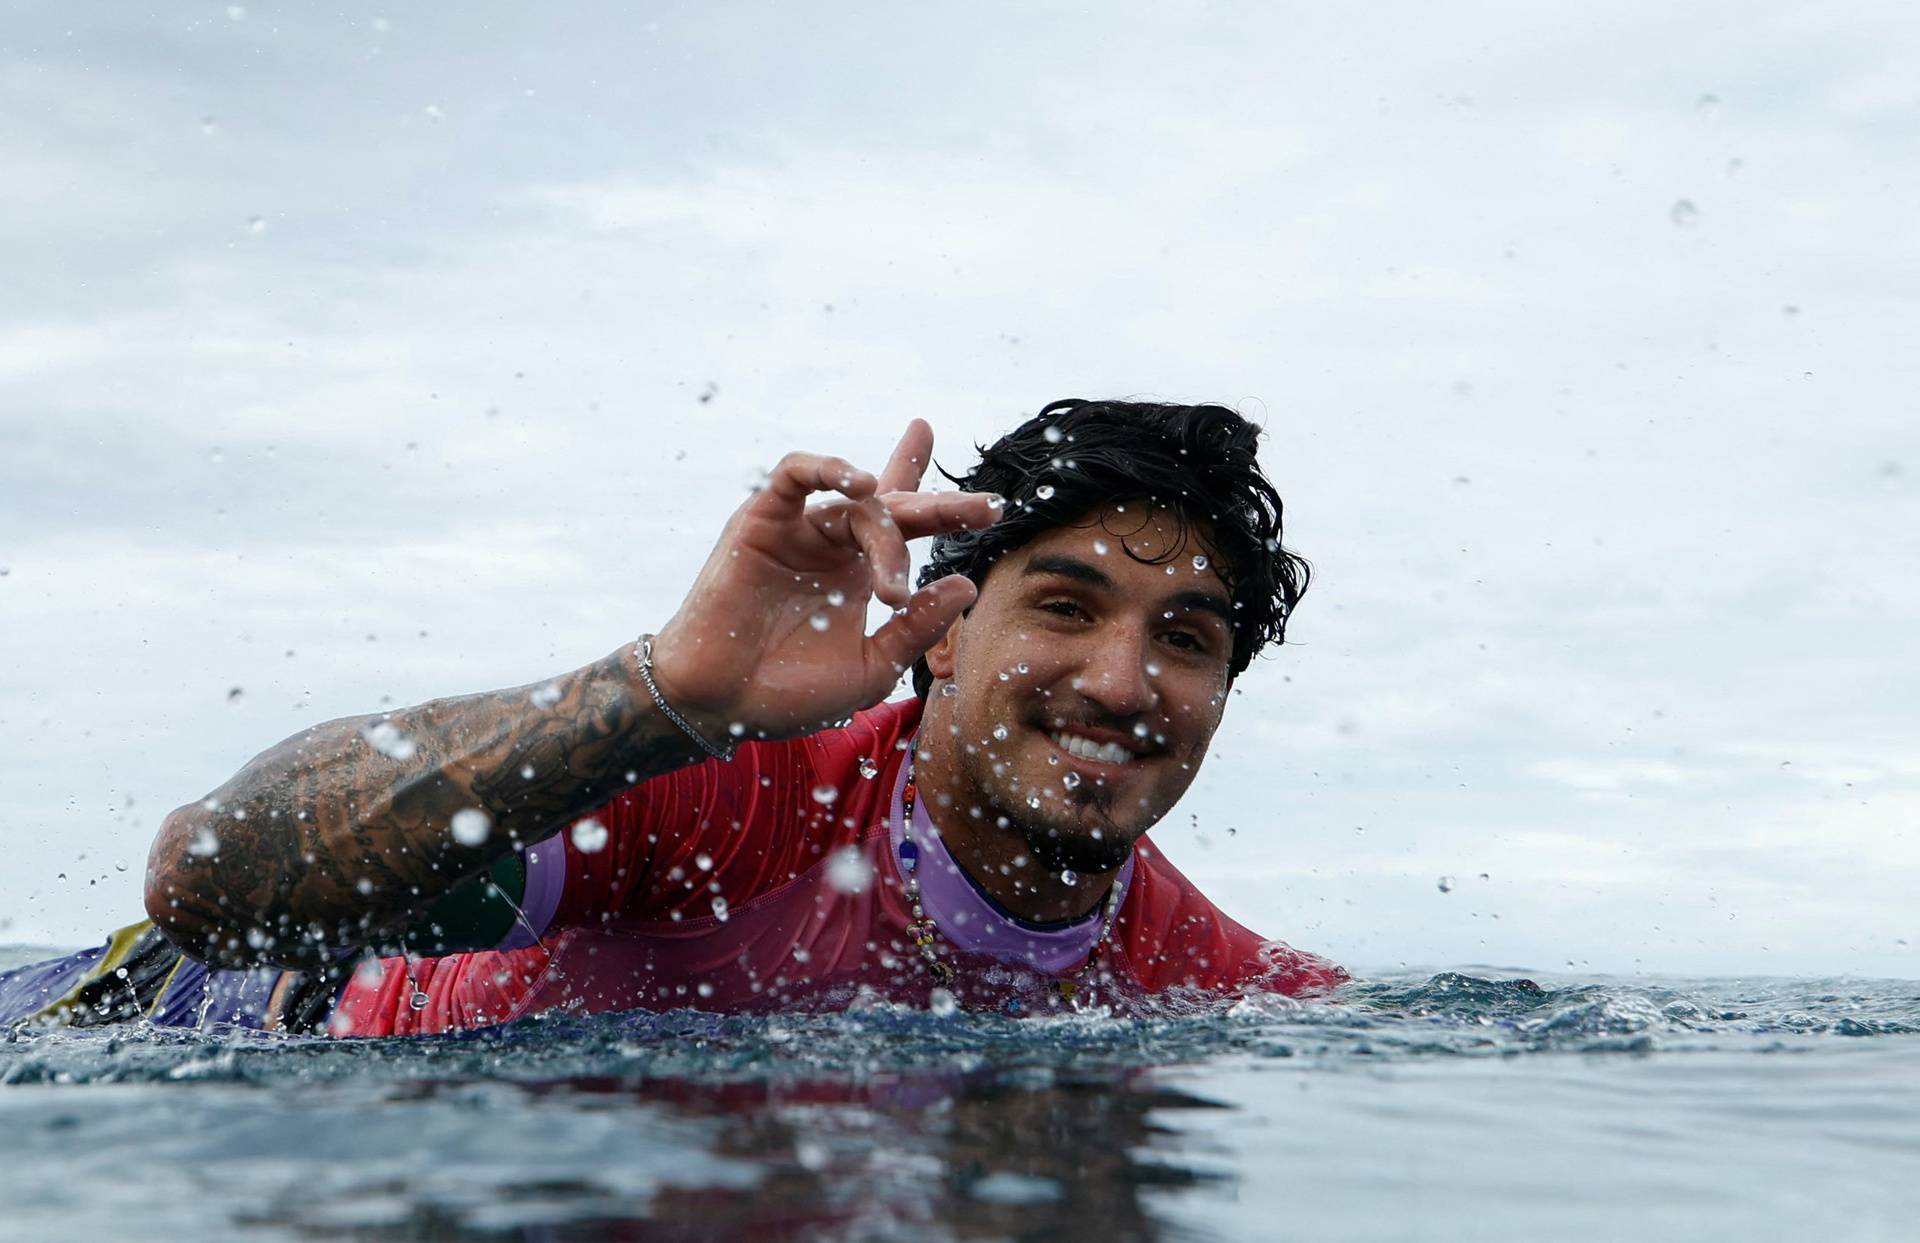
[1,948,1915,1242]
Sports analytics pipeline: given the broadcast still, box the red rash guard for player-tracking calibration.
[329,698,1346,1037]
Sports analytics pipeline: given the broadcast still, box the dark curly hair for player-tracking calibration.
[911,398,1310,697]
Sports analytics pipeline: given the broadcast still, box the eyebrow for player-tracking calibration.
[1022,554,1233,623]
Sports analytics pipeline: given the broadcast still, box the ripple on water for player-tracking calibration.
[1,969,1916,1240]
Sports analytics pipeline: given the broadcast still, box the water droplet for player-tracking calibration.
[811,784,839,805]
[1144,662,1161,677]
[929,987,958,1017]
[529,682,563,708]
[361,721,417,760]
[570,818,608,853]
[711,895,730,922]
[1043,425,1063,444]
[1059,869,1079,886]
[1695,91,1721,119]
[939,683,958,698]
[188,828,221,857]
[114,859,128,872]
[1092,539,1109,556]
[1669,199,1698,227]
[857,756,880,780]
[247,216,267,234]
[1437,875,1455,893]
[826,846,872,893]
[519,763,536,780]
[695,853,713,871]
[409,991,429,1011]
[1025,793,1041,809]
[991,724,1009,741]
[1035,484,1056,500]
[1015,662,1029,675]
[449,808,491,846]
[1062,771,1082,791]
[826,589,846,607]
[808,613,830,632]
[226,686,244,702]
[696,981,715,998]
[1191,554,1210,571]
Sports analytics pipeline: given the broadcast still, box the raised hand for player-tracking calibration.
[648,419,999,742]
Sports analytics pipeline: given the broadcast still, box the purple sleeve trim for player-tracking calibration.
[495,837,565,951]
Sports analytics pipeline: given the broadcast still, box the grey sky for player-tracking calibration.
[4,2,1916,977]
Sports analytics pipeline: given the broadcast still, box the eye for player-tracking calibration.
[1037,599,1087,620]
[1163,630,1206,652]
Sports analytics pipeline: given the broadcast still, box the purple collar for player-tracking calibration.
[890,749,1133,973]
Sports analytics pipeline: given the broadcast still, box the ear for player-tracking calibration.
[924,611,965,680]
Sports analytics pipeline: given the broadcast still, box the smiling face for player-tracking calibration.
[918,503,1236,876]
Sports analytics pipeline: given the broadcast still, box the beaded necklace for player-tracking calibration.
[898,760,1118,1007]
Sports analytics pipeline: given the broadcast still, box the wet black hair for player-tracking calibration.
[911,398,1309,697]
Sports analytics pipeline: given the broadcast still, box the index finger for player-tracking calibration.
[875,418,935,495]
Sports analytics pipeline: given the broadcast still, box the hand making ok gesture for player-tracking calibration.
[648,419,999,742]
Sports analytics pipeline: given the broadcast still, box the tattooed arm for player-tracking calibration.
[144,419,998,970]
[144,646,709,969]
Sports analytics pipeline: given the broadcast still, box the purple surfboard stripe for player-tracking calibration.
[0,946,107,1024]
[149,958,211,1027]
[195,965,284,1030]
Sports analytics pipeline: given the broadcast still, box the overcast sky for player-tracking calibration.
[4,2,1915,979]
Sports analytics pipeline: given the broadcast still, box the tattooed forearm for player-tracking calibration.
[144,643,706,969]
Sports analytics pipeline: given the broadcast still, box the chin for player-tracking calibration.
[1015,802,1141,874]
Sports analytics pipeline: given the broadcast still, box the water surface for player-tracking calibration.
[3,948,1914,1241]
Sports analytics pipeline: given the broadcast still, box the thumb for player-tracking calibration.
[863,575,977,692]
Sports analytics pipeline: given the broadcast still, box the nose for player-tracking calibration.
[1071,626,1161,719]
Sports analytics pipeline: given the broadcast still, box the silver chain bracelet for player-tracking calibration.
[633,634,737,762]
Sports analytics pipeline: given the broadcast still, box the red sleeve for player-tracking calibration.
[1115,842,1349,998]
[546,699,921,928]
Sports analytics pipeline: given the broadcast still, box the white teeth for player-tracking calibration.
[1050,732,1134,765]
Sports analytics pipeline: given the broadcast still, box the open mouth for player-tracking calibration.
[1045,729,1146,768]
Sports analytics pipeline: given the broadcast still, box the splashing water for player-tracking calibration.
[825,846,872,894]
[448,808,491,847]
[360,721,417,761]
[569,818,608,853]
[1,962,1916,1241]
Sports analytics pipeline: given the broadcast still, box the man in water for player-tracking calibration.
[1,399,1345,1034]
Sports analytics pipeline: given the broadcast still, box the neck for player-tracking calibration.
[911,733,1119,924]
